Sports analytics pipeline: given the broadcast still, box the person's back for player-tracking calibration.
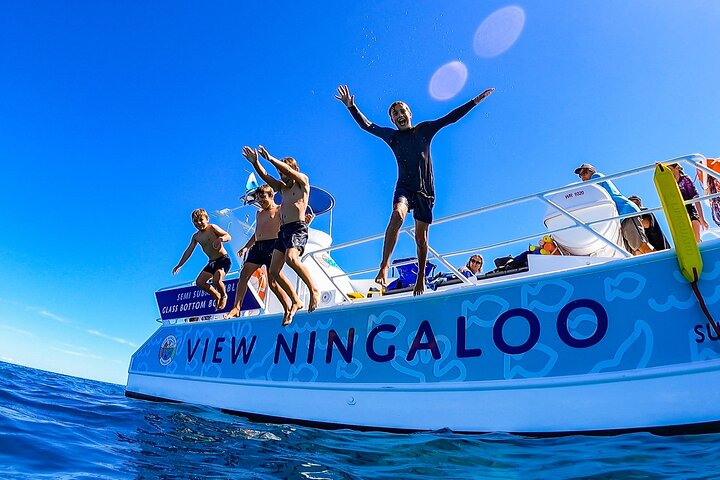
[590,172,640,216]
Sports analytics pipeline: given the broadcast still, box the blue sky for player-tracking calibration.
[1,1,719,384]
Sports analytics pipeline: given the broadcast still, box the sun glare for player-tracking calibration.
[474,6,526,58]
[429,61,468,100]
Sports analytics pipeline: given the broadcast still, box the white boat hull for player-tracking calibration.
[128,242,720,434]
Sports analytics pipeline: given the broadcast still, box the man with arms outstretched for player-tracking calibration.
[335,85,494,295]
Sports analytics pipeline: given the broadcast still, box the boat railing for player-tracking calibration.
[301,153,719,300]
[155,153,720,322]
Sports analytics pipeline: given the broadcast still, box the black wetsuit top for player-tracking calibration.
[347,100,477,200]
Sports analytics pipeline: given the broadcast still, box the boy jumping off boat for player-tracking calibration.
[244,145,320,325]
[335,85,494,295]
[172,208,232,310]
[225,184,292,320]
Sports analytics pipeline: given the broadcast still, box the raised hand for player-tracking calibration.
[257,145,271,160]
[473,88,495,105]
[335,85,355,108]
[242,146,259,164]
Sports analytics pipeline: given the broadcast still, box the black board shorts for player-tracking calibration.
[393,186,434,224]
[245,239,275,268]
[202,255,232,275]
[274,221,309,256]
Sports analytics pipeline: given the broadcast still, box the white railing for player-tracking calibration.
[156,153,720,322]
[301,153,720,299]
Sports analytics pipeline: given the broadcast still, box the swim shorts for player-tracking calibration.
[686,204,700,222]
[393,186,434,224]
[245,239,276,268]
[202,254,232,275]
[274,221,309,256]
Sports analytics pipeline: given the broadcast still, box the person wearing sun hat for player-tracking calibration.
[574,163,654,255]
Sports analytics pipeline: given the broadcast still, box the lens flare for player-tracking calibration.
[428,61,468,101]
[474,6,525,58]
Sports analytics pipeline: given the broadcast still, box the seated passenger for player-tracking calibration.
[628,195,670,251]
[458,254,484,278]
[574,163,654,255]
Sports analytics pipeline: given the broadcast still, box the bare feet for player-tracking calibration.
[413,281,425,296]
[308,290,320,313]
[217,294,228,310]
[211,294,222,311]
[225,306,241,319]
[283,301,304,326]
[374,266,388,288]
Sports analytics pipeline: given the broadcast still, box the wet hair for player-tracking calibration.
[388,101,410,117]
[257,184,274,196]
[191,208,209,222]
[282,157,299,171]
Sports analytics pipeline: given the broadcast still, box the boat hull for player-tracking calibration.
[127,242,720,433]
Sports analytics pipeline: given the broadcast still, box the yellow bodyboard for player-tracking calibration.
[653,163,703,282]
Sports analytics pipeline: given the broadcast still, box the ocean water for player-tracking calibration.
[0,362,719,479]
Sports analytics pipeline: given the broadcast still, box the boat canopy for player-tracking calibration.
[242,185,335,216]
[276,186,335,216]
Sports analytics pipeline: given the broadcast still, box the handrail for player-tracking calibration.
[300,154,710,297]
[159,153,715,321]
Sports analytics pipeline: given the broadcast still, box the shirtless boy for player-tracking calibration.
[173,208,232,310]
[244,145,320,325]
[335,85,494,295]
[225,184,292,319]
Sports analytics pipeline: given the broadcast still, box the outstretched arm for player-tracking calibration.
[173,237,197,275]
[242,146,283,192]
[258,145,309,188]
[335,85,393,141]
[472,88,494,105]
[237,233,256,259]
[427,87,495,134]
[335,84,355,108]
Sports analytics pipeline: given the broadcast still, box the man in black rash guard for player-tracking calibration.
[335,85,494,295]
